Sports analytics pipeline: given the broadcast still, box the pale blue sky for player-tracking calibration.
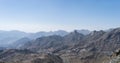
[0,0,120,32]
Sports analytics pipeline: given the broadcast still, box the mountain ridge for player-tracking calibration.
[0,28,120,63]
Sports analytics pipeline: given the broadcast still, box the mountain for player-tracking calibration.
[0,30,28,47]
[0,47,5,50]
[21,35,64,53]
[28,30,68,39]
[76,29,90,35]
[0,30,90,48]
[10,38,31,49]
[1,28,120,63]
[16,27,120,63]
[63,30,85,47]
[20,30,86,53]
[0,49,63,63]
[0,30,68,47]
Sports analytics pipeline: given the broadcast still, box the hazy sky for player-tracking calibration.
[0,0,120,32]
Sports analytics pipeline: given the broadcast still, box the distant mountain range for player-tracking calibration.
[0,30,90,47]
[14,27,120,63]
[20,28,120,52]
[0,30,28,47]
[0,28,120,63]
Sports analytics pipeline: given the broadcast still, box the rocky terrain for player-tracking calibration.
[0,49,63,63]
[0,28,120,63]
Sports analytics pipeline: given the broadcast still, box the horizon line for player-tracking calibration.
[0,27,119,33]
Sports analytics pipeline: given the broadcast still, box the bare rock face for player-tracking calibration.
[0,49,63,63]
[31,54,63,63]
[108,49,120,63]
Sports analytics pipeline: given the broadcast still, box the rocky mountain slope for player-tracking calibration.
[21,28,120,52]
[17,28,120,63]
[0,28,120,63]
[0,49,63,63]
